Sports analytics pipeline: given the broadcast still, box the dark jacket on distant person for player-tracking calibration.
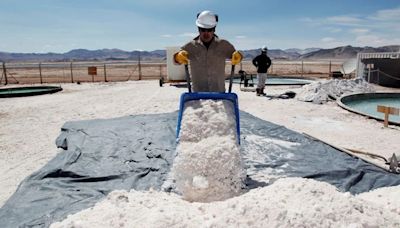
[252,54,272,73]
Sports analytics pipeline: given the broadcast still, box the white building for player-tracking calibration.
[356,52,400,88]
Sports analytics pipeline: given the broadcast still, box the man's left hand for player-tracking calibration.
[231,51,242,65]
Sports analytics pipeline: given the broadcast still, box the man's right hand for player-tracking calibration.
[231,51,242,65]
[174,50,189,65]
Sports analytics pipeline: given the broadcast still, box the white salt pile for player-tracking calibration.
[170,99,246,202]
[50,177,400,228]
[297,78,375,104]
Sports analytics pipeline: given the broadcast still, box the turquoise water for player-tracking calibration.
[345,98,400,123]
[230,77,314,85]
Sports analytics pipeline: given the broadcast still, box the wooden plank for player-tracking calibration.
[302,133,390,172]
[377,105,400,127]
[390,107,400,115]
[377,105,399,115]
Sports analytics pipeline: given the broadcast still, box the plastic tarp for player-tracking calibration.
[1,111,400,227]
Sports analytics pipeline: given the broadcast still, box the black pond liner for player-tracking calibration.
[337,92,400,126]
[0,86,63,98]
[2,111,400,227]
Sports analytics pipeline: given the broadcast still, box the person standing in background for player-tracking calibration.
[252,46,272,96]
[174,10,242,92]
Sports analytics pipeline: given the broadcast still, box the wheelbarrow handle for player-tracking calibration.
[184,64,192,93]
[228,65,235,93]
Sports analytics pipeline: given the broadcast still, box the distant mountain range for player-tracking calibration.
[0,45,399,62]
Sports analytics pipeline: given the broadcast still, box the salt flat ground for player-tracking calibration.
[0,80,399,207]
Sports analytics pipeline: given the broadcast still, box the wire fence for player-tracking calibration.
[366,69,400,87]
[0,60,344,85]
[238,60,344,78]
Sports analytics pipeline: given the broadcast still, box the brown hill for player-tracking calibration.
[0,45,399,62]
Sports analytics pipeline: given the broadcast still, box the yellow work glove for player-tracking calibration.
[231,51,242,65]
[174,50,189,65]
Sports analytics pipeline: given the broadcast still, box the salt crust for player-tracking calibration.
[51,177,400,228]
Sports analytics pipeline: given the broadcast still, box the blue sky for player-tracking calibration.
[0,0,399,53]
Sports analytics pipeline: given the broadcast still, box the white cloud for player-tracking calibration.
[233,37,272,51]
[321,37,336,43]
[299,17,313,23]
[369,7,400,21]
[356,35,383,44]
[326,15,363,26]
[366,7,400,32]
[161,34,172,38]
[179,32,197,37]
[298,17,322,27]
[298,6,400,48]
[319,37,345,48]
[326,27,342,33]
[355,35,400,47]
[235,35,246,39]
[350,28,369,34]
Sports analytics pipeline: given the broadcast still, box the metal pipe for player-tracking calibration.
[70,62,74,83]
[104,64,107,82]
[229,65,235,93]
[184,64,191,93]
[2,62,8,85]
[39,63,43,84]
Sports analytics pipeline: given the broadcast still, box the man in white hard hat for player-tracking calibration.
[174,10,242,92]
[252,46,272,96]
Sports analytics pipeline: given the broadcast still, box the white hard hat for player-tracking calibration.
[196,10,218,29]
[262,46,268,52]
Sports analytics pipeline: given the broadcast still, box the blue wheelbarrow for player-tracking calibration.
[176,64,241,144]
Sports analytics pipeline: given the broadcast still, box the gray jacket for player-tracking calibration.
[182,36,235,92]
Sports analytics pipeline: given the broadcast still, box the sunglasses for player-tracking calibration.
[199,27,215,32]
